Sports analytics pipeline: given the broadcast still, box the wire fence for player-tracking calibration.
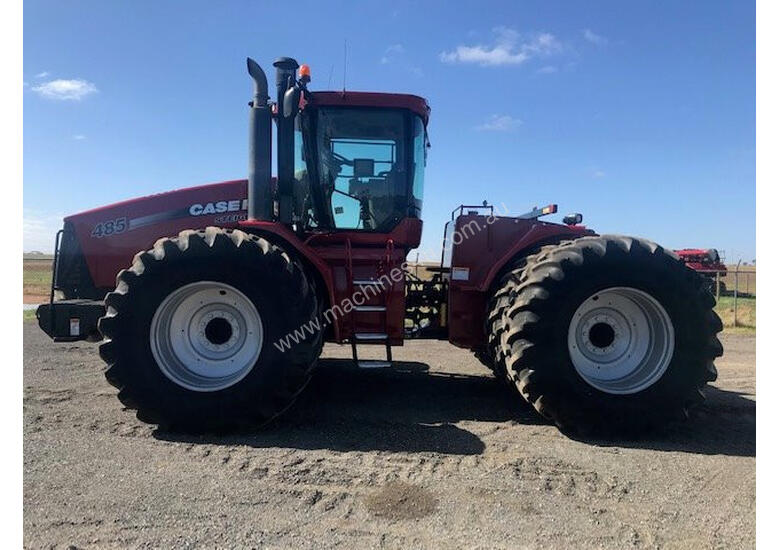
[713,265,756,330]
[714,266,756,298]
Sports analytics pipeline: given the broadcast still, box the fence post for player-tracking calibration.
[733,260,742,327]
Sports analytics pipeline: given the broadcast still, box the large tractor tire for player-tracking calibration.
[477,242,570,380]
[474,262,526,379]
[703,276,725,297]
[97,227,323,432]
[499,235,722,436]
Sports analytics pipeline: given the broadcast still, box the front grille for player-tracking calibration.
[54,222,103,300]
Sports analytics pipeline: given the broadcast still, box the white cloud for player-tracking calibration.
[31,78,98,101]
[537,65,558,74]
[440,27,562,66]
[380,44,405,64]
[379,44,422,76]
[477,114,522,131]
[23,210,65,253]
[35,71,50,78]
[583,29,607,45]
[592,169,606,178]
[72,134,86,140]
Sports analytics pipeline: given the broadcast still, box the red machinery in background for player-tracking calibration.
[674,248,728,295]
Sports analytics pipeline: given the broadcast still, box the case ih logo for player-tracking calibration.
[189,199,248,216]
[92,198,250,238]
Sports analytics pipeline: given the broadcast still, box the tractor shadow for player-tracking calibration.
[154,358,544,455]
[154,359,755,458]
[581,385,755,457]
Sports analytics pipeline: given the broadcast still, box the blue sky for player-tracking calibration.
[24,0,755,262]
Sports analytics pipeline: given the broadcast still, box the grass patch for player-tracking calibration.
[23,259,52,299]
[23,309,37,322]
[714,296,755,333]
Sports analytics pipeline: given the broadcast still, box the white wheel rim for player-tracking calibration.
[150,281,263,392]
[567,287,674,395]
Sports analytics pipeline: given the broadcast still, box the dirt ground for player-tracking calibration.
[23,321,755,549]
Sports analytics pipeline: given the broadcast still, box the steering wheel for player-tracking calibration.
[331,152,352,166]
[332,187,363,203]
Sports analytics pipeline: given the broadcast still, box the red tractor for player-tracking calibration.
[37,56,722,435]
[673,248,728,296]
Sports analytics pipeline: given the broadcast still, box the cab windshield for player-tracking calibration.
[296,107,425,231]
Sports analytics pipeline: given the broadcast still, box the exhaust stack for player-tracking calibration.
[246,57,272,221]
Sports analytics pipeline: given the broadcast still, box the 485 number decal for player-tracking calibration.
[91,217,128,238]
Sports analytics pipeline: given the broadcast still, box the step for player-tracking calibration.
[356,360,392,369]
[354,305,386,312]
[353,332,388,341]
[353,279,386,287]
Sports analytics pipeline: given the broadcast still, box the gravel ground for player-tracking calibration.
[23,321,755,549]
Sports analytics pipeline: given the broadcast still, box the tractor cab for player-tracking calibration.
[244,56,429,236]
[293,95,428,233]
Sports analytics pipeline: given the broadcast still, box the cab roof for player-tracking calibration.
[309,91,430,125]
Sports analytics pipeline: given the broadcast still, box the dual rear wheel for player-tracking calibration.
[486,235,722,435]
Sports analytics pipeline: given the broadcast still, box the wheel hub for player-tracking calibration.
[204,316,234,346]
[150,281,263,392]
[588,321,616,350]
[567,287,674,394]
[196,309,241,353]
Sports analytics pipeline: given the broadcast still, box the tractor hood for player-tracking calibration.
[62,179,254,292]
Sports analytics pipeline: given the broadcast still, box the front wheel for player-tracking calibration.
[97,227,323,432]
[500,235,722,436]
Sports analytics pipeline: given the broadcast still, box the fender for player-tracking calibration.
[238,220,340,339]
[445,214,594,349]
[478,223,595,292]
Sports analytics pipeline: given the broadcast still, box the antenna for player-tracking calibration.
[327,64,334,90]
[342,39,347,94]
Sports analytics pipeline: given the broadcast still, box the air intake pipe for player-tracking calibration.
[273,57,299,225]
[246,57,272,221]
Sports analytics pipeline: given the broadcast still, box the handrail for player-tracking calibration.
[451,203,494,220]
